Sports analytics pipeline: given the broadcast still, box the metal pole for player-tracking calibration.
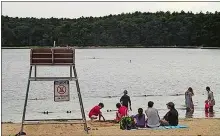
[73,66,88,134]
[20,66,33,134]
[70,65,72,79]
[34,65,37,79]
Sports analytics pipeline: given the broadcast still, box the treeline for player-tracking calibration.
[1,11,220,47]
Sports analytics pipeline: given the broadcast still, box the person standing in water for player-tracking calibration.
[120,90,132,111]
[206,86,215,113]
[185,87,194,112]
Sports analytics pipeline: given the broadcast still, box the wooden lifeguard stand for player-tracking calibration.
[18,47,88,135]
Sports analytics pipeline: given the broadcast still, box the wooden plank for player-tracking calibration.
[30,48,75,65]
[25,118,83,121]
[29,77,77,81]
[30,63,75,65]
[23,122,85,125]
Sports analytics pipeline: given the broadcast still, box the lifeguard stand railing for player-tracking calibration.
[18,47,88,135]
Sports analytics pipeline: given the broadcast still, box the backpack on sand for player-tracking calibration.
[119,116,135,130]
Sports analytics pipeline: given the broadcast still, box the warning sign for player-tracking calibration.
[54,80,70,102]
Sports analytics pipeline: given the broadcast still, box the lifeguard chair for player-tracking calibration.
[18,47,88,135]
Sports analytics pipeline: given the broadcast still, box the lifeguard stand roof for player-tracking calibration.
[30,47,75,65]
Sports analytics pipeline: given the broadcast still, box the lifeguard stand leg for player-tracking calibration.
[20,66,33,134]
[73,66,89,134]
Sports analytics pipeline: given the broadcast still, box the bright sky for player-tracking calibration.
[2,1,220,19]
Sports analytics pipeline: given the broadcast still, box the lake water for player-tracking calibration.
[2,48,220,123]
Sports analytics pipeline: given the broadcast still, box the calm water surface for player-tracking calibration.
[2,48,220,122]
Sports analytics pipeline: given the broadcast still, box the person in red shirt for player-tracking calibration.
[89,103,105,121]
[115,103,128,122]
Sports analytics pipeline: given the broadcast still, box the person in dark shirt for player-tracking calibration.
[120,90,132,111]
[160,102,178,126]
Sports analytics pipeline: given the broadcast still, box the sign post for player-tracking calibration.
[54,80,70,102]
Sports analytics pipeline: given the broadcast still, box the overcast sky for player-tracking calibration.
[2,1,220,19]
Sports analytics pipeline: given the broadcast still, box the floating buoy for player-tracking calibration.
[66,111,72,113]
[43,111,49,114]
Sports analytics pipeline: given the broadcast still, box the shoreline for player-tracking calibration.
[1,117,218,124]
[2,46,220,49]
[2,118,220,136]
[2,117,220,124]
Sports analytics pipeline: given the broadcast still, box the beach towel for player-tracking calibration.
[130,125,188,130]
[163,125,188,129]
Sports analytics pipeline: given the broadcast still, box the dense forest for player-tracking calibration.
[1,11,220,47]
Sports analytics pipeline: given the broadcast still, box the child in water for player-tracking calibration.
[205,100,210,113]
[132,108,146,128]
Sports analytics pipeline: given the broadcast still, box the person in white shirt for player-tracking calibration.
[145,101,160,128]
[206,86,215,113]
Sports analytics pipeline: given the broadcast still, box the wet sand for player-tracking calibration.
[2,118,220,136]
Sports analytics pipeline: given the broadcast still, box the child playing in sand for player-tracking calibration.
[89,103,105,121]
[115,103,128,122]
[205,100,210,113]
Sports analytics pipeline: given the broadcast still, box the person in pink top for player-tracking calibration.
[205,100,210,113]
[115,103,128,122]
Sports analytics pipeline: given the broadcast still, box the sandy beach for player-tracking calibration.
[2,118,220,136]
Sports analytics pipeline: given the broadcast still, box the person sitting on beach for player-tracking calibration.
[132,108,146,128]
[115,103,128,122]
[145,101,160,128]
[160,102,178,126]
[120,90,132,111]
[89,103,105,121]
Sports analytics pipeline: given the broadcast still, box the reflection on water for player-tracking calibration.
[205,112,215,118]
[185,106,217,118]
[186,109,194,118]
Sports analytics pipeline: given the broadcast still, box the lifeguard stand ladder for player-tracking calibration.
[18,47,88,135]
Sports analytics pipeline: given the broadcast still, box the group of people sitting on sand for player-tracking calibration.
[88,86,215,128]
[88,90,178,128]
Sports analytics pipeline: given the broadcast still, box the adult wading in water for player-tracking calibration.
[185,87,194,112]
[120,90,132,111]
[206,86,215,113]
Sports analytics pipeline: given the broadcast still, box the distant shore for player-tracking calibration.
[2,46,220,49]
[2,118,220,136]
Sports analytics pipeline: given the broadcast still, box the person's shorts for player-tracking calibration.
[89,115,98,119]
